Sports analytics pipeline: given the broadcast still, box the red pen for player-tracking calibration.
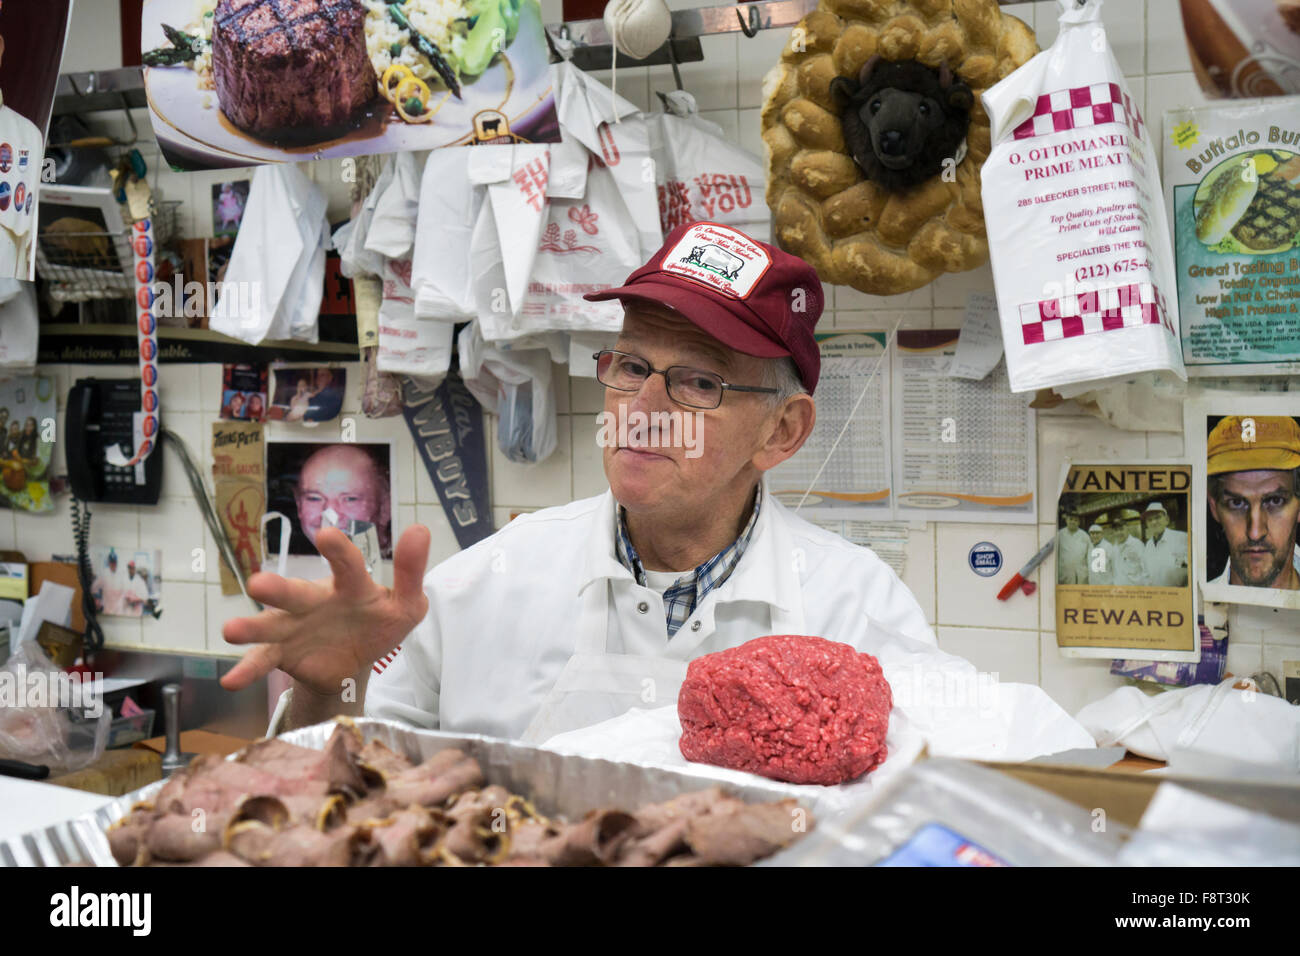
[997,540,1055,600]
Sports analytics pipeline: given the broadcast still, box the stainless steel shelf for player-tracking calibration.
[52,67,147,118]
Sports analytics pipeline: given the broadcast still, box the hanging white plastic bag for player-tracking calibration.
[980,0,1185,393]
[468,144,551,342]
[338,157,394,279]
[552,61,661,259]
[377,257,453,381]
[210,163,328,345]
[652,93,768,237]
[364,150,425,261]
[511,143,642,339]
[411,148,482,321]
[459,322,557,464]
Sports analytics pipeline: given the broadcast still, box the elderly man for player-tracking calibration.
[1113,509,1148,586]
[221,223,933,740]
[294,443,392,558]
[1206,416,1300,590]
[1087,515,1118,585]
[1055,510,1091,584]
[1142,501,1188,587]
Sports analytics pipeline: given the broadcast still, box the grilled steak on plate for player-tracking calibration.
[212,0,376,142]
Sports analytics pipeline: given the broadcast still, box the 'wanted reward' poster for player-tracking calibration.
[1055,463,1198,660]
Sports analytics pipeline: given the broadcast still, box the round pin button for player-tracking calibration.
[636,602,649,614]
[691,620,701,632]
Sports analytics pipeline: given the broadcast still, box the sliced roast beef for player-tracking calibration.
[385,749,484,808]
[538,810,639,867]
[145,814,224,862]
[358,738,414,779]
[683,799,803,866]
[109,721,809,867]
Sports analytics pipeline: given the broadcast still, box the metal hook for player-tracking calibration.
[654,34,686,107]
[666,34,684,91]
[736,5,760,38]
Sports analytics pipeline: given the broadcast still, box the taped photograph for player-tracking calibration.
[269,366,346,422]
[0,375,55,513]
[265,439,394,562]
[90,547,162,618]
[1054,461,1198,661]
[1188,397,1300,609]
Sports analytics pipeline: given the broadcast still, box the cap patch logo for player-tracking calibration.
[661,222,771,298]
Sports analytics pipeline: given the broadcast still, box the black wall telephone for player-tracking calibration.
[65,378,163,505]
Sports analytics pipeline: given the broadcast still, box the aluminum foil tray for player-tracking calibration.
[1,718,822,867]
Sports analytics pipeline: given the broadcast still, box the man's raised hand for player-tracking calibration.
[220,524,431,696]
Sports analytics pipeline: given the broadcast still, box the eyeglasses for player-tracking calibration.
[592,350,779,410]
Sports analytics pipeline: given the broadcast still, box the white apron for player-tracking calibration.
[520,573,806,745]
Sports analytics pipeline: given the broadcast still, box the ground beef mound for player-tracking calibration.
[678,635,892,786]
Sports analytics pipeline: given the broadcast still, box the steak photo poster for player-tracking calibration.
[140,0,560,170]
[1054,462,1199,661]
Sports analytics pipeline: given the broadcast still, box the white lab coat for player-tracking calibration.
[0,105,40,280]
[1115,535,1148,586]
[1086,539,1115,585]
[1144,528,1189,587]
[364,481,934,741]
[1055,527,1091,584]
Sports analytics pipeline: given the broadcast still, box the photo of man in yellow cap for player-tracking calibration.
[1206,415,1300,591]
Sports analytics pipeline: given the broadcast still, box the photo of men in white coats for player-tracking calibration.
[1064,501,1191,590]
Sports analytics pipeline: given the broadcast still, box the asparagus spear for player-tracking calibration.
[143,23,201,66]
[162,23,203,54]
[143,47,197,66]
[387,3,462,99]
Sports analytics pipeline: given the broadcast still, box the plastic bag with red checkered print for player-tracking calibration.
[979,0,1185,393]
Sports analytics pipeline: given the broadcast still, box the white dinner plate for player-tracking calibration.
[141,0,557,167]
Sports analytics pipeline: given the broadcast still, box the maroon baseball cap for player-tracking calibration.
[583,221,826,394]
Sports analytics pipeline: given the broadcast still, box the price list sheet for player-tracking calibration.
[810,519,911,577]
[892,329,1037,523]
[768,331,893,517]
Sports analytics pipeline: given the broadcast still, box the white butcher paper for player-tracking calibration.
[543,630,1095,818]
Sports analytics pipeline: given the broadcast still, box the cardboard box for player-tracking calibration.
[134,729,254,760]
[982,760,1300,829]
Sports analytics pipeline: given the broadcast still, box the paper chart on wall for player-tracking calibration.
[891,330,1037,523]
[809,519,910,578]
[767,331,892,518]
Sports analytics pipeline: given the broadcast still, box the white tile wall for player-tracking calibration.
[19,0,1278,719]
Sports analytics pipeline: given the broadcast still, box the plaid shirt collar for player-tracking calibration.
[614,488,762,637]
